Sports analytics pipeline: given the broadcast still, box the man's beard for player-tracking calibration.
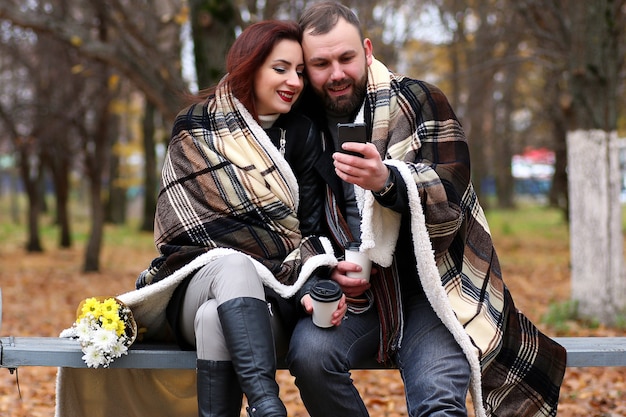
[316,71,367,117]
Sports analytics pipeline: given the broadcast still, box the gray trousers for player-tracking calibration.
[180,254,265,361]
[179,253,266,360]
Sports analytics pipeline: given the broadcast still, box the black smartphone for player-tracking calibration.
[337,122,368,157]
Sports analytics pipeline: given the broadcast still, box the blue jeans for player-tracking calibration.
[286,294,470,417]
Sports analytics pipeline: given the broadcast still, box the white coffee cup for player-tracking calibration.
[310,280,342,328]
[344,242,372,282]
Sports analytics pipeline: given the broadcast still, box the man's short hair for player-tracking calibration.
[298,1,364,39]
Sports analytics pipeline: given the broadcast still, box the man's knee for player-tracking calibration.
[286,326,332,374]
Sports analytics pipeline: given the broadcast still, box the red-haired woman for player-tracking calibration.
[135,20,345,417]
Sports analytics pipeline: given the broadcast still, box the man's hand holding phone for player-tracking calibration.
[334,123,389,191]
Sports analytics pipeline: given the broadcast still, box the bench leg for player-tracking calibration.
[197,359,243,417]
[218,297,287,417]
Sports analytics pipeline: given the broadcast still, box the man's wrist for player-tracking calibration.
[373,168,395,197]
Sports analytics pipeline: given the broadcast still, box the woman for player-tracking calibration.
[136,20,343,417]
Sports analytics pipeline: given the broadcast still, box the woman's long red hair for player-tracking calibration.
[193,20,302,121]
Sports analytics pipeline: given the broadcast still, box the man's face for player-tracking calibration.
[302,18,373,116]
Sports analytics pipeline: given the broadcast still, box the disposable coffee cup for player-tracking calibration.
[310,280,342,328]
[344,241,372,282]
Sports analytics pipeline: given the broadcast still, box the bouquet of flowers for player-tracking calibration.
[60,297,137,368]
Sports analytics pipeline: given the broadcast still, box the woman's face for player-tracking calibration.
[254,39,304,116]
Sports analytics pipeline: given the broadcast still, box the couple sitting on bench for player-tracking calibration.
[58,3,565,417]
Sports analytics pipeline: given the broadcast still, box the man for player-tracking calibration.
[287,2,567,416]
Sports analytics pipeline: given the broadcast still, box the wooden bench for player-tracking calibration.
[2,335,626,370]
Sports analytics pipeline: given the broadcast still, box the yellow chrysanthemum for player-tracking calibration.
[115,319,126,336]
[78,297,102,321]
[101,309,120,322]
[101,298,120,315]
[100,314,122,333]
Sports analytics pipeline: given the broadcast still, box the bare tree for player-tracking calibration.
[0,0,187,123]
[0,17,65,252]
[37,0,83,249]
[0,0,188,270]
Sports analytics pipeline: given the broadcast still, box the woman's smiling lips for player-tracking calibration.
[278,90,295,102]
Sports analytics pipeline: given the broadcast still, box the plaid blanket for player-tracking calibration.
[140,83,336,300]
[354,59,566,417]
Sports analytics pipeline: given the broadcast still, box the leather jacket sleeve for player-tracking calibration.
[269,113,326,237]
[292,122,325,236]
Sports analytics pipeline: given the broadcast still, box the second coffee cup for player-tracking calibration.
[344,241,372,282]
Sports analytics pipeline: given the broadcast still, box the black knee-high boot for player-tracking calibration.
[217,297,287,417]
[196,359,243,417]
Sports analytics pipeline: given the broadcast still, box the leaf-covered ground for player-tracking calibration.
[1,216,624,417]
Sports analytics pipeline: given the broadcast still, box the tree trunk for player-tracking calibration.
[84,176,105,272]
[83,108,111,272]
[494,49,521,209]
[141,101,158,232]
[83,105,111,272]
[566,1,624,323]
[548,101,569,216]
[53,158,72,248]
[17,144,44,252]
[189,0,237,90]
[105,118,126,226]
[567,131,624,324]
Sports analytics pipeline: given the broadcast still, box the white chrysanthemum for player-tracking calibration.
[82,344,105,368]
[110,340,129,358]
[75,319,95,342]
[92,328,117,350]
[59,327,77,338]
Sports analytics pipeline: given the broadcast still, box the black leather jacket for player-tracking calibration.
[265,111,326,237]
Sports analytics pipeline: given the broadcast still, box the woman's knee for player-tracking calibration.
[219,253,256,273]
[194,254,264,301]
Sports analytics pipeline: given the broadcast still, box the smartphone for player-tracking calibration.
[337,122,368,157]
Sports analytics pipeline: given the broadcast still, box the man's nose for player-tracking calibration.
[330,62,345,81]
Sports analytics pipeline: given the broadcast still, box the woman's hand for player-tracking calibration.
[300,293,348,327]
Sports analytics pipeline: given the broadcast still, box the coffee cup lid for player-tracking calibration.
[344,241,361,250]
[310,280,342,302]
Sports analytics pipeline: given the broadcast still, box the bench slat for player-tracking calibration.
[2,336,625,369]
[1,337,197,369]
[553,336,626,367]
